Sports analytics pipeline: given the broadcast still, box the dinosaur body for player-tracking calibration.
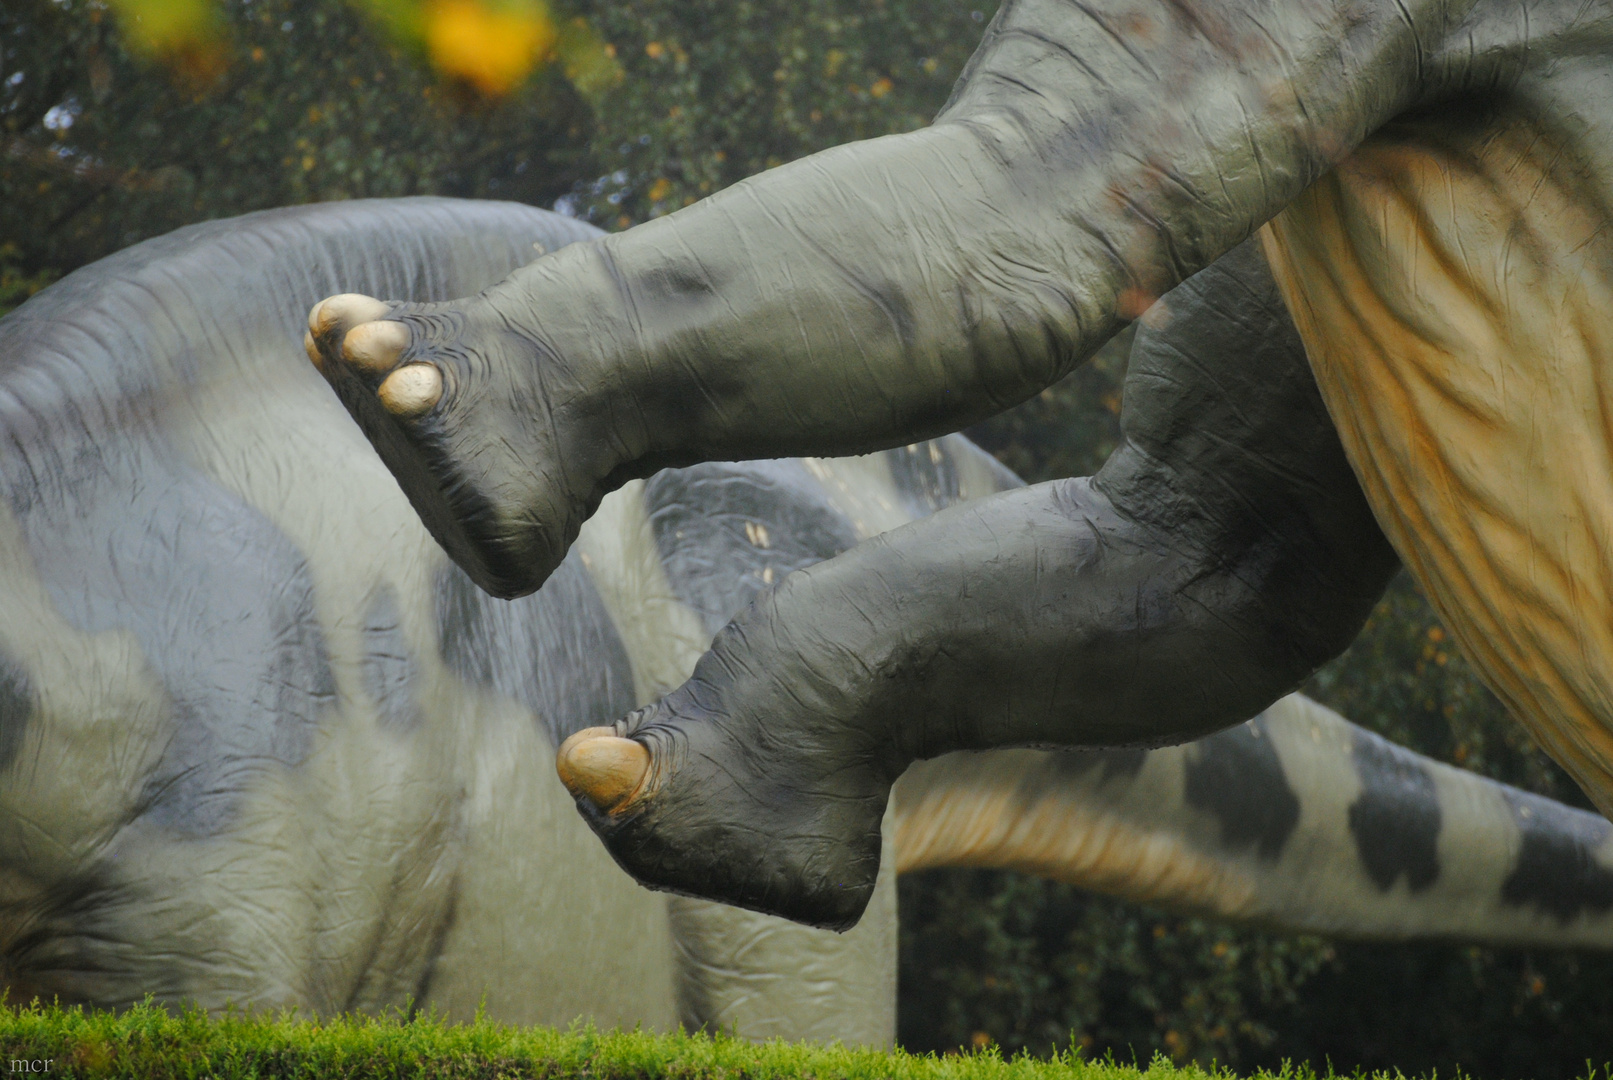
[4,199,1611,1032]
[301,0,1613,930]
[1263,99,1613,820]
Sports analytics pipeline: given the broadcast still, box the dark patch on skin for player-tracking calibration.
[360,585,424,733]
[644,460,861,635]
[1009,747,1151,812]
[0,648,32,774]
[436,548,638,747]
[409,875,461,1015]
[1185,714,1300,861]
[883,440,962,517]
[0,429,338,838]
[0,854,188,1008]
[1347,729,1441,892]
[1500,789,1613,921]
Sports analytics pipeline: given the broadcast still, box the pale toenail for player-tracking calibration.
[309,293,389,337]
[342,320,410,374]
[303,330,321,371]
[557,727,651,812]
[377,363,443,418]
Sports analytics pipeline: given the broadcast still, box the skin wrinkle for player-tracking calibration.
[662,227,753,433]
[735,192,876,429]
[750,188,919,368]
[997,25,1110,84]
[1113,186,1194,285]
[1068,0,1168,77]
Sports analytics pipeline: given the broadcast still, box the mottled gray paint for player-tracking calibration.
[643,444,1008,639]
[0,196,687,1019]
[436,550,637,747]
[1185,716,1300,860]
[0,441,336,837]
[1348,730,1441,892]
[644,461,860,635]
[1501,789,1613,922]
[317,0,1524,607]
[0,648,31,774]
[0,198,598,839]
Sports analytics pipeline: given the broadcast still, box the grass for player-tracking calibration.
[0,999,1520,1080]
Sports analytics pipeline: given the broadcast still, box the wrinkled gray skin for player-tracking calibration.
[309,0,1613,930]
[7,201,1613,1035]
[0,201,907,1034]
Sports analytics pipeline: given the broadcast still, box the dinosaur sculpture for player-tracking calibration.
[304,0,1613,930]
[4,199,1611,1040]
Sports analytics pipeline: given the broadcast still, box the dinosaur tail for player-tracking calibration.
[893,693,1613,947]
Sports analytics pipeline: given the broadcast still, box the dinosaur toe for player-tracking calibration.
[557,727,652,812]
[377,364,443,418]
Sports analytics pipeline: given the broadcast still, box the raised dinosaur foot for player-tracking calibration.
[555,692,890,932]
[306,291,607,599]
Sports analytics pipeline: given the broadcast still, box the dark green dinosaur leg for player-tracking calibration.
[556,242,1400,929]
[306,0,1491,599]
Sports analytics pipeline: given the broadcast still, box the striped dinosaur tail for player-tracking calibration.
[894,693,1613,947]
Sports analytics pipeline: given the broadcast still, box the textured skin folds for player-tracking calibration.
[0,200,676,1023]
[305,0,1613,926]
[312,0,1501,599]
[8,201,1613,1030]
[572,243,1400,929]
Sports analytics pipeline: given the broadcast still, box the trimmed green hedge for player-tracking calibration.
[0,1001,1380,1080]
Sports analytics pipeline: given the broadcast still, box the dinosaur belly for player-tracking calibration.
[1260,110,1613,818]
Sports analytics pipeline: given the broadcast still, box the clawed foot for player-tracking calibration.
[555,687,891,932]
[305,291,608,598]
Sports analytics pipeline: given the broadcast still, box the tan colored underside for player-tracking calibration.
[1260,114,1613,816]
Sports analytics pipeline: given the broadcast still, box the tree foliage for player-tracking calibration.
[561,0,986,228]
[4,0,1613,1074]
[1,0,594,274]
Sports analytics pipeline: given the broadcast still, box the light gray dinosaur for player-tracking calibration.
[3,198,1613,1044]
[302,0,1613,931]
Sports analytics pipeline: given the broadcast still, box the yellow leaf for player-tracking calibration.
[424,0,556,96]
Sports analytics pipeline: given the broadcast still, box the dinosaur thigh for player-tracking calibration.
[1260,105,1613,816]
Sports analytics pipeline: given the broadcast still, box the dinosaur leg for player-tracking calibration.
[556,242,1400,929]
[306,0,1462,599]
